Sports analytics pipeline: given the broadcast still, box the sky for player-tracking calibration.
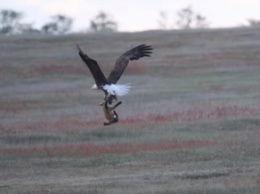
[2,0,260,32]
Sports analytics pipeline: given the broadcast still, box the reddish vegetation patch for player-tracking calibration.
[6,118,101,133]
[208,84,253,94]
[31,63,84,75]
[1,104,257,133]
[0,139,217,156]
[26,61,147,77]
[125,104,256,124]
[52,118,101,128]
[249,129,260,140]
[0,124,9,133]
[0,103,29,113]
[165,52,249,67]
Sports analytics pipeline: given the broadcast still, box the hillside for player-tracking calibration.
[1,27,260,193]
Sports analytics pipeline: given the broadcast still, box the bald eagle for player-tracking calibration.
[77,44,153,103]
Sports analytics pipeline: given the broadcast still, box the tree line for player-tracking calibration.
[0,6,258,35]
[158,6,209,30]
[0,9,117,35]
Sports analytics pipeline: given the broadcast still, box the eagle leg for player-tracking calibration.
[100,94,118,106]
[106,95,117,105]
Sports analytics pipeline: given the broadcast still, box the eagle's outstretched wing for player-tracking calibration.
[77,45,108,88]
[107,44,153,84]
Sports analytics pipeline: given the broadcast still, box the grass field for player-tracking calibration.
[1,27,260,193]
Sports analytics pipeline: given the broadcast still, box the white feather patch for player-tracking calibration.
[103,83,131,96]
[91,84,98,89]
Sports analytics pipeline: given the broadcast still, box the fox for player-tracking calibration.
[100,97,122,126]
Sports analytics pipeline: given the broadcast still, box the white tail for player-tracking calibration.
[103,83,131,96]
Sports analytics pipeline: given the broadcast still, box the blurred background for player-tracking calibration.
[1,0,260,34]
[1,1,260,194]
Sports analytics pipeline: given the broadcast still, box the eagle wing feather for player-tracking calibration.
[107,44,153,84]
[77,45,108,88]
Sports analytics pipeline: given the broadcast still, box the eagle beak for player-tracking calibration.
[91,84,98,90]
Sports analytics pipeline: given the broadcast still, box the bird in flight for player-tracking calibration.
[77,44,153,104]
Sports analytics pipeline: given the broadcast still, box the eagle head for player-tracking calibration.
[91,84,98,90]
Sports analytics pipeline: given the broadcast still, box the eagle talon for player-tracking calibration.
[77,44,152,99]
[77,44,153,125]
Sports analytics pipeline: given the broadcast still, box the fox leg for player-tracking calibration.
[103,110,119,126]
[103,117,118,126]
[111,101,122,110]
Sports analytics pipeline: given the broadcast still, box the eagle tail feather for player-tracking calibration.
[103,83,131,96]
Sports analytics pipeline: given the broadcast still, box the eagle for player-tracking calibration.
[77,44,153,103]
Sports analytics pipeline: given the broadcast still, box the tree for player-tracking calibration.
[0,9,23,34]
[158,11,169,30]
[248,19,260,27]
[175,6,209,29]
[41,22,58,34]
[195,14,209,29]
[52,15,73,34]
[41,14,73,34]
[90,11,117,33]
[17,23,41,34]
[176,6,193,29]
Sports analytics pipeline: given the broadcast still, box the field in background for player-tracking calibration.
[1,27,260,193]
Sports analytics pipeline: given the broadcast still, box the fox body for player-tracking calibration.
[102,100,122,126]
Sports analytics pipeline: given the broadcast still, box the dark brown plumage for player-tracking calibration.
[77,44,153,103]
[77,45,108,89]
[107,44,153,84]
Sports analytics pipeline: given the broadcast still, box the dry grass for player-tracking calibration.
[1,27,260,193]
